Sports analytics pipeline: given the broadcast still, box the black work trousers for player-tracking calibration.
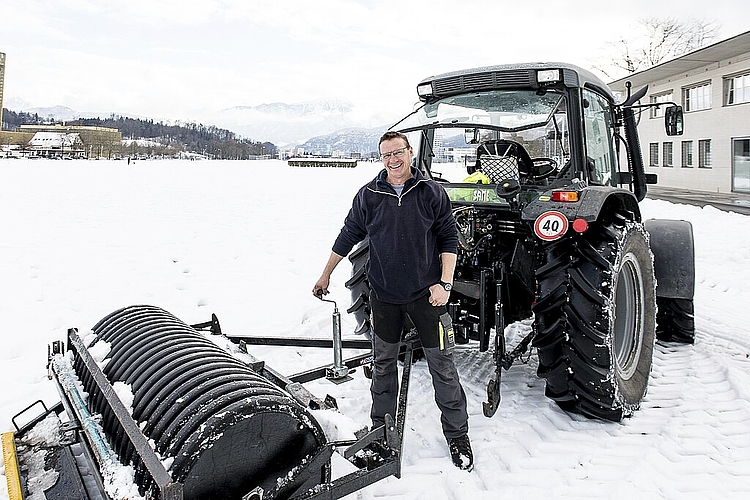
[369,294,469,440]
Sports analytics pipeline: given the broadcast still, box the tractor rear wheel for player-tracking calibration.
[346,239,372,338]
[533,214,656,421]
[656,297,695,344]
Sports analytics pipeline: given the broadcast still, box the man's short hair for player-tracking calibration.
[379,131,411,149]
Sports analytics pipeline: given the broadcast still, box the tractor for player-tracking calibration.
[346,62,695,421]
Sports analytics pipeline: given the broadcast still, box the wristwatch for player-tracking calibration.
[439,280,453,292]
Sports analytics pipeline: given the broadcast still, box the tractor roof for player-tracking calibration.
[417,62,614,101]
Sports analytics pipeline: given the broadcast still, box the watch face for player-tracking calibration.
[443,282,452,291]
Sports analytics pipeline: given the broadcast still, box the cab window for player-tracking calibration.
[582,89,618,186]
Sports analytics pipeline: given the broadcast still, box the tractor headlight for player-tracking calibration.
[537,69,561,84]
[417,82,434,99]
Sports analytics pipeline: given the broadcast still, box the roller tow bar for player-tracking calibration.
[3,305,415,500]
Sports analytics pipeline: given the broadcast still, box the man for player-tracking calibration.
[312,131,473,471]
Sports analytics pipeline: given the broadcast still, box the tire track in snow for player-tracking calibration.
[637,338,750,494]
[393,324,750,498]
[305,320,750,498]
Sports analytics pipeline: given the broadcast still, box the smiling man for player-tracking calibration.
[313,131,473,471]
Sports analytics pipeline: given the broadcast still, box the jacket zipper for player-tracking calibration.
[370,178,427,207]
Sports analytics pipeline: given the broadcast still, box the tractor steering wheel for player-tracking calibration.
[530,157,558,180]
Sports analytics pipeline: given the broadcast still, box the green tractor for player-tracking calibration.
[347,62,695,422]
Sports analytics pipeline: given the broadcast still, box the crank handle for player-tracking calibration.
[316,289,338,309]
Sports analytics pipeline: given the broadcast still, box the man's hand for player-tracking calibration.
[429,283,450,306]
[312,276,330,298]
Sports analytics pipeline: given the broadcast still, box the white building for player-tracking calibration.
[28,131,86,158]
[440,146,476,164]
[609,30,750,194]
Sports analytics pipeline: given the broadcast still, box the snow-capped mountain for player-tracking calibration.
[237,99,354,116]
[3,98,144,123]
[209,98,395,146]
[5,103,102,122]
[297,126,384,157]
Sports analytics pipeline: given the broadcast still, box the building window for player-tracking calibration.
[681,141,693,168]
[733,138,750,193]
[662,142,673,167]
[698,139,712,168]
[650,91,674,118]
[649,143,659,166]
[725,72,750,105]
[683,82,712,111]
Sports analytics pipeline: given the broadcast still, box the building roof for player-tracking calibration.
[29,131,82,148]
[609,30,750,89]
[20,124,119,133]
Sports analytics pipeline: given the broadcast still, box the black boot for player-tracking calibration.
[448,434,473,471]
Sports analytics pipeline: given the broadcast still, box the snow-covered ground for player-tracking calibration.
[1,159,749,499]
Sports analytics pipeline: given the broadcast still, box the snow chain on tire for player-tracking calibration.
[532,212,657,421]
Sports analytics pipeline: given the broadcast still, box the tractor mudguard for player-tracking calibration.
[645,219,696,300]
[522,186,642,224]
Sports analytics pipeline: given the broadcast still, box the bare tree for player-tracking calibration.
[595,17,720,79]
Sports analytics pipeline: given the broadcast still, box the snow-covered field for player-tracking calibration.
[1,159,749,499]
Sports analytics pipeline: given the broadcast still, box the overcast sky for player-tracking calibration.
[2,0,747,124]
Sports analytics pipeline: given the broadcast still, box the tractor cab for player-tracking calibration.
[390,63,683,205]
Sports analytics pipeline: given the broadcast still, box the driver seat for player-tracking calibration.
[474,140,533,184]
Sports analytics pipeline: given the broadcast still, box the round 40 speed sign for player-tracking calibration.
[534,211,569,241]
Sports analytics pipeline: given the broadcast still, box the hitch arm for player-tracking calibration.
[483,286,507,417]
[482,328,505,417]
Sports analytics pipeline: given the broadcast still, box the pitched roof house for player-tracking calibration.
[28,131,86,158]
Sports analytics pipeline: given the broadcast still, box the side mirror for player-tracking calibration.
[665,105,684,136]
[465,128,479,144]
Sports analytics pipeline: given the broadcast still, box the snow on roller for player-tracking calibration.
[84,305,330,498]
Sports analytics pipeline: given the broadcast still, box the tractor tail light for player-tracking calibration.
[551,191,579,202]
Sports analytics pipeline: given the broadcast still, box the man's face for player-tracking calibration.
[380,138,413,185]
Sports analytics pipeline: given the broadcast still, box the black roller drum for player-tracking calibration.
[74,305,329,499]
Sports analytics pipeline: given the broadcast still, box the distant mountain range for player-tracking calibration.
[4,97,398,153]
[208,98,395,147]
[4,101,104,123]
[296,126,385,157]
[3,97,151,123]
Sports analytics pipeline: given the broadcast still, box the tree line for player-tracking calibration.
[1,109,277,159]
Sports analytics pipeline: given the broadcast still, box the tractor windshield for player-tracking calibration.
[393,89,571,181]
[394,90,565,132]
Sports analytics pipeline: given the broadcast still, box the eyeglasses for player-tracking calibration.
[380,147,409,161]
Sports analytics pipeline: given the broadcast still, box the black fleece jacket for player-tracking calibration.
[332,167,458,304]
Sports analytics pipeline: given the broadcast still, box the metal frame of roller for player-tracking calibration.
[4,305,413,500]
